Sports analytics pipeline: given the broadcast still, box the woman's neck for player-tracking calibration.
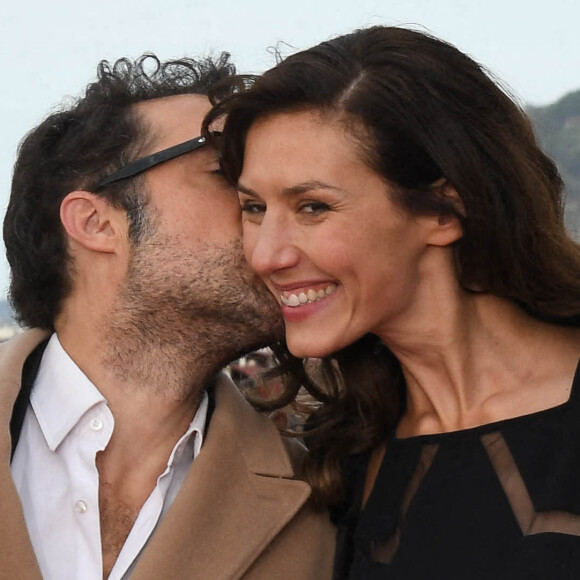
[379,291,580,437]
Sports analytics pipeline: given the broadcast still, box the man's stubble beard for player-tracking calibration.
[101,229,284,399]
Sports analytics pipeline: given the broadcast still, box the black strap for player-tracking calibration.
[10,338,50,462]
[203,374,217,439]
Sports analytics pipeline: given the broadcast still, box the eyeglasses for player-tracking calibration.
[96,132,220,189]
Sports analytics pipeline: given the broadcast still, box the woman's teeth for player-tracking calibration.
[280,284,337,307]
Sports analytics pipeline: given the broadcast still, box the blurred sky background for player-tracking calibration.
[1,0,579,298]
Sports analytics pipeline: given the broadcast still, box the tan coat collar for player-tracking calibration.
[0,330,312,580]
[131,373,312,579]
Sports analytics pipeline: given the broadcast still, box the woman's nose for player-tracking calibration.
[243,212,300,276]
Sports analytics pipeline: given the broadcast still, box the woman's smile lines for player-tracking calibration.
[280,283,337,307]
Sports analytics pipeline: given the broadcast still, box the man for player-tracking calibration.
[0,54,334,580]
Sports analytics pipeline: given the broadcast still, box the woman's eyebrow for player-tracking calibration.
[237,180,339,197]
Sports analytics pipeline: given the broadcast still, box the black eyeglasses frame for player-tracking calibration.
[96,132,220,190]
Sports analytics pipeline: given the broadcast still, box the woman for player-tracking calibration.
[206,26,580,579]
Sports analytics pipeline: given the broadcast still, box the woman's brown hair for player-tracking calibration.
[205,26,580,507]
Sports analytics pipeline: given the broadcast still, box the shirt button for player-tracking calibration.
[90,418,103,431]
[74,500,88,514]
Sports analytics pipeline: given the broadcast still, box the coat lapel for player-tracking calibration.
[0,329,49,580]
[131,374,312,580]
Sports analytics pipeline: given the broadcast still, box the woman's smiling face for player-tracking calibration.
[237,110,455,358]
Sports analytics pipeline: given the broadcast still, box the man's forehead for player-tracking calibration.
[135,93,211,152]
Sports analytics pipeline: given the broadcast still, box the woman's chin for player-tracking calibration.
[285,331,338,359]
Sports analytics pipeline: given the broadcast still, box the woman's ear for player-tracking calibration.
[426,179,464,247]
[60,191,125,254]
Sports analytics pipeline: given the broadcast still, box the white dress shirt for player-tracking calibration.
[11,333,208,580]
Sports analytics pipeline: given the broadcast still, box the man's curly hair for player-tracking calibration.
[4,52,235,330]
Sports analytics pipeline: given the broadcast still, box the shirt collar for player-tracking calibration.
[30,333,107,451]
[30,333,209,458]
[165,390,208,470]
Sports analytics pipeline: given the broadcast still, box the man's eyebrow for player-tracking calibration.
[237,180,339,197]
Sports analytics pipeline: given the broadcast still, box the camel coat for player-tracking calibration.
[0,330,335,580]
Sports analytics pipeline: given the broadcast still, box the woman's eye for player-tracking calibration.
[240,200,266,215]
[299,201,331,214]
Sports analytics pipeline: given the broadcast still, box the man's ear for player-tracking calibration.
[60,191,125,253]
[425,180,464,247]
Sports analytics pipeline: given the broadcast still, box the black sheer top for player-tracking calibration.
[333,360,580,579]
